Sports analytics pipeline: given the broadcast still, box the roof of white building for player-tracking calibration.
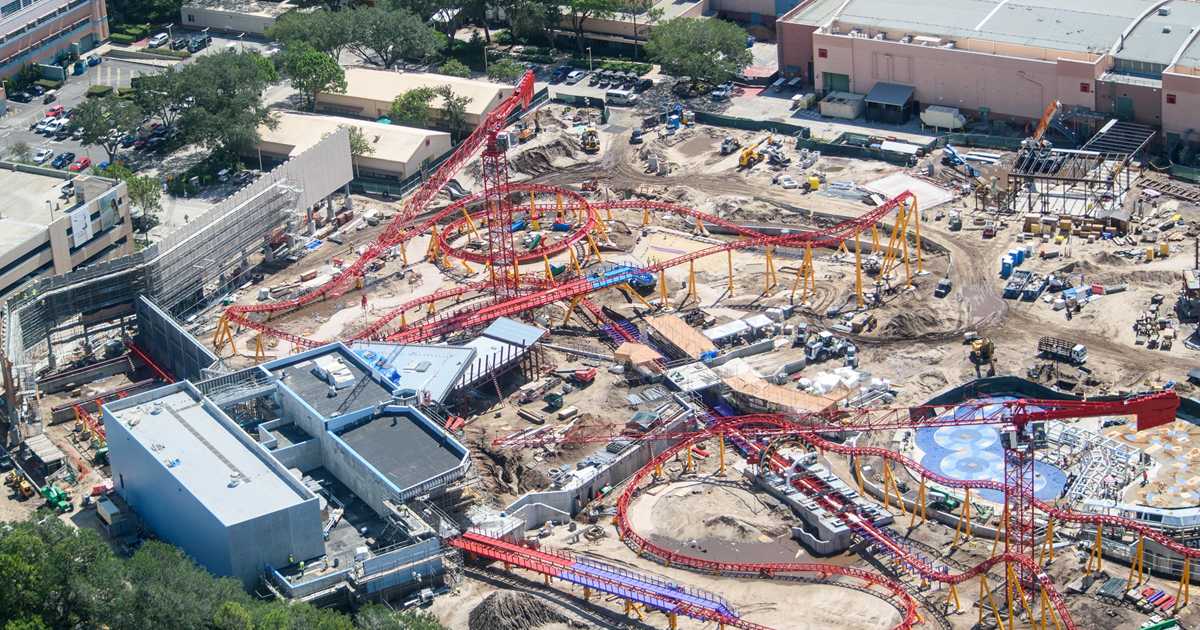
[258,112,449,162]
[330,68,515,117]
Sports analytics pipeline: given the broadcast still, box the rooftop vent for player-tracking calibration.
[1159,6,1171,16]
[1164,25,1173,33]
[228,472,242,488]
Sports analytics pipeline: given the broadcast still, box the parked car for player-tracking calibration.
[32,148,53,164]
[68,157,91,172]
[550,65,572,83]
[187,35,211,53]
[170,38,188,51]
[8,91,31,103]
[71,126,83,140]
[635,78,654,92]
[86,54,101,66]
[566,70,586,84]
[51,152,75,168]
[28,84,45,96]
[119,134,136,148]
[34,117,56,133]
[145,136,165,151]
[42,91,56,104]
[53,126,71,141]
[42,119,65,135]
[233,170,257,185]
[216,168,231,182]
[45,104,64,117]
[148,33,169,48]
[773,174,799,189]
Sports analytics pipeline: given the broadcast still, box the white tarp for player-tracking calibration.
[69,207,93,248]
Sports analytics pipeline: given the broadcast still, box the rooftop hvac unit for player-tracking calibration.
[914,35,943,46]
[1159,6,1171,16]
[873,33,884,40]
[900,35,913,44]
[1164,26,1173,33]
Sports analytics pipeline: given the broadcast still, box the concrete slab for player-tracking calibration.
[865,173,954,210]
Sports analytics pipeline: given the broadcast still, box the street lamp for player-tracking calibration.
[482,45,488,72]
[587,47,593,72]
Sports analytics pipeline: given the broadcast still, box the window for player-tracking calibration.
[818,48,828,59]
[187,13,194,22]
[1168,93,1177,104]
[1079,82,1090,93]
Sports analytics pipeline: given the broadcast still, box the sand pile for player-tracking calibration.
[468,591,576,630]
[880,310,945,337]
[510,138,581,176]
[652,485,789,543]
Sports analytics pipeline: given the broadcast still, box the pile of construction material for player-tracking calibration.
[468,591,574,630]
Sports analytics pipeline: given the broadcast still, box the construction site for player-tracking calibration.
[7,71,1200,630]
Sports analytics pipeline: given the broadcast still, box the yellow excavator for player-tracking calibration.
[739,136,768,169]
[969,336,997,377]
[581,127,599,154]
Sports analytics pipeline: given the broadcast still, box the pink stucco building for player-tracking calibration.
[0,0,108,79]
[778,0,1200,140]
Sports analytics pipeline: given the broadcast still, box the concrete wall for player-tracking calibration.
[811,31,1110,121]
[325,427,402,518]
[227,499,325,580]
[1096,77,1163,127]
[1162,67,1200,138]
[134,296,217,381]
[777,18,816,78]
[0,0,107,79]
[271,435,322,472]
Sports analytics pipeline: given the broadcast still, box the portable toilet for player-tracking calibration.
[1009,248,1025,265]
[1000,256,1013,278]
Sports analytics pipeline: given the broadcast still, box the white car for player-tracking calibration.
[34,117,55,133]
[566,70,587,84]
[32,148,52,164]
[43,119,65,135]
[148,33,169,48]
[774,174,799,189]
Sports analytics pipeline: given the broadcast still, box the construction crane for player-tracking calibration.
[1025,99,1062,149]
[738,136,768,169]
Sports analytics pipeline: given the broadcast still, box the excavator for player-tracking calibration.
[738,136,768,169]
[968,336,997,377]
[581,127,600,154]
[1023,99,1062,150]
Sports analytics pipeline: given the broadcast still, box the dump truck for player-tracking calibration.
[1038,336,1087,364]
[969,337,996,377]
[934,278,952,298]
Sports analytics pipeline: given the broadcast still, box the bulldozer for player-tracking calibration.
[719,135,741,155]
[581,127,600,154]
[739,136,767,169]
[969,336,997,377]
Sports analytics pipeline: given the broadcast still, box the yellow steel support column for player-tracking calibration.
[254,333,266,363]
[642,207,651,226]
[512,255,521,291]
[909,477,927,528]
[946,583,961,613]
[427,226,440,260]
[583,586,591,602]
[717,435,726,476]
[1005,561,1032,629]
[854,235,864,308]
[529,192,539,230]
[953,488,972,545]
[561,296,582,327]
[654,460,663,479]
[400,311,407,328]
[556,191,564,222]
[620,283,653,309]
[212,315,235,353]
[1085,527,1104,574]
[900,203,913,287]
[462,208,480,238]
[462,259,474,274]
[685,260,698,304]
[586,233,603,263]
[1040,516,1055,565]
[1127,534,1145,589]
[668,613,678,630]
[684,446,695,473]
[1176,558,1191,612]
[568,247,582,273]
[979,573,1004,630]
[854,458,864,493]
[400,243,408,266]
[427,298,437,316]
[544,573,550,586]
[871,224,881,253]
[881,461,906,516]
[544,256,556,284]
[992,503,1008,557]
[726,249,734,295]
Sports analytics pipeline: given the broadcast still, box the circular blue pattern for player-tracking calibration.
[915,397,1067,504]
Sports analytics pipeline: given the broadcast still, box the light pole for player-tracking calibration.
[238,32,245,52]
[482,45,488,72]
[587,47,593,72]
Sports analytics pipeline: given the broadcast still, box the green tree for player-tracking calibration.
[100,164,160,232]
[439,58,471,77]
[7,141,31,162]
[131,68,188,130]
[178,51,279,157]
[4,616,49,630]
[624,0,662,59]
[68,96,143,162]
[436,85,472,141]
[343,125,375,157]
[346,7,441,69]
[267,9,355,60]
[212,601,254,630]
[356,605,444,630]
[107,0,180,24]
[278,42,346,110]
[390,86,438,127]
[486,58,524,83]
[564,0,623,54]
[645,18,752,86]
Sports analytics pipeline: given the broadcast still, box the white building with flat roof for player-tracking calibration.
[315,68,516,129]
[254,112,451,180]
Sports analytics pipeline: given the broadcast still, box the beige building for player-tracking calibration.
[180,0,299,36]
[777,0,1200,140]
[644,315,716,361]
[316,68,516,130]
[0,164,132,298]
[723,374,838,415]
[255,112,451,181]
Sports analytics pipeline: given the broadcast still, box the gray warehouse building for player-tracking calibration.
[103,381,325,587]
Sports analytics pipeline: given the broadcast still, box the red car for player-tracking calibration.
[68,157,91,172]
[45,104,64,118]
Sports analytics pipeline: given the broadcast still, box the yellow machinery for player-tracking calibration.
[518,123,535,143]
[969,337,996,377]
[738,136,768,169]
[581,127,599,154]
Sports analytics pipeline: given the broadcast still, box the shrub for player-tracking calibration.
[86,85,113,98]
[438,59,470,77]
[150,48,190,59]
[110,33,137,45]
[122,25,148,38]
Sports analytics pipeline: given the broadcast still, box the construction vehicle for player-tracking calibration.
[719,135,741,155]
[40,485,70,512]
[1038,336,1088,365]
[738,137,767,169]
[934,278,952,298]
[969,336,996,377]
[518,377,562,404]
[982,221,997,238]
[517,122,535,143]
[927,488,961,512]
[581,127,599,154]
[571,367,597,385]
[805,331,852,363]
[947,212,962,231]
[941,144,980,178]
[764,145,791,166]
[581,178,599,192]
[1024,100,1062,149]
[542,393,564,411]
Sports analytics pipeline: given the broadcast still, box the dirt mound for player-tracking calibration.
[468,591,574,630]
[510,138,581,176]
[652,485,790,542]
[881,310,945,337]
[1090,252,1128,267]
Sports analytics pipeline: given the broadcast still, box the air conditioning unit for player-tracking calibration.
[1159,6,1171,16]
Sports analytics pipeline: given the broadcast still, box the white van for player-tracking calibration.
[606,89,638,106]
